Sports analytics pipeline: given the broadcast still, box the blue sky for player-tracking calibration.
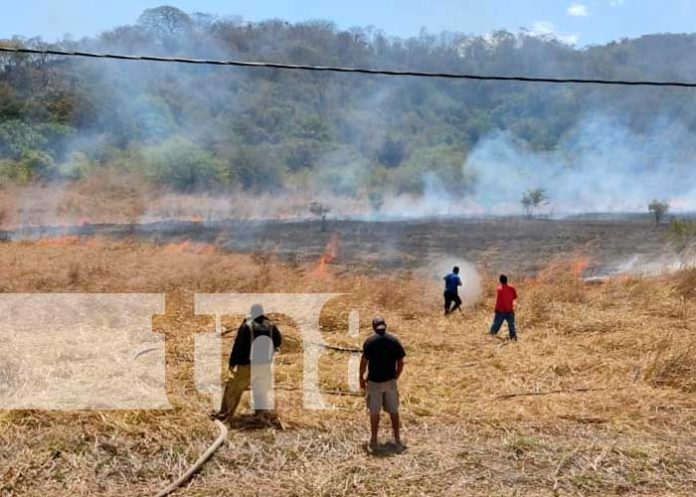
[0,1,694,47]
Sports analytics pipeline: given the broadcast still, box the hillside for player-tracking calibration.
[2,6,696,213]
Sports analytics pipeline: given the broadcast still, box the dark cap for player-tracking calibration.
[250,304,265,319]
[372,316,387,333]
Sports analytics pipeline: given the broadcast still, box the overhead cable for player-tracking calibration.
[2,46,696,88]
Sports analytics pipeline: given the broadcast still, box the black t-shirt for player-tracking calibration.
[229,316,282,367]
[362,332,406,383]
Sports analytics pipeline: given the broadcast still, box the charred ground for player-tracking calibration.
[4,217,673,276]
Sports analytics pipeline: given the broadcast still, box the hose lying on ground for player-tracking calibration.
[154,419,228,497]
[305,340,361,353]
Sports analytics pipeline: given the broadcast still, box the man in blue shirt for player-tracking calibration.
[443,266,463,315]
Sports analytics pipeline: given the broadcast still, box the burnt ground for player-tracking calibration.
[4,217,672,276]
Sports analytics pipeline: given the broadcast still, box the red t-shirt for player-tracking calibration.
[495,284,517,312]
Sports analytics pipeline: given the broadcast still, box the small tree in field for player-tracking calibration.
[368,190,384,213]
[521,188,548,218]
[310,201,331,232]
[648,200,669,225]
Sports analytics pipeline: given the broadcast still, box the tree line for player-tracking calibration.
[2,5,696,199]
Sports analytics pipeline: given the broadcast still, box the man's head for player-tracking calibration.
[499,274,508,285]
[372,316,387,335]
[453,266,460,274]
[250,303,265,320]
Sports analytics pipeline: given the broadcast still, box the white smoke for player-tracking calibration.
[467,113,696,215]
[422,257,482,307]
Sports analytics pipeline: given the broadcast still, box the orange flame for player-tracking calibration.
[570,256,590,278]
[536,252,591,283]
[311,233,340,278]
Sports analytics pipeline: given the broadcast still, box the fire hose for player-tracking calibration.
[154,419,228,497]
[153,337,359,495]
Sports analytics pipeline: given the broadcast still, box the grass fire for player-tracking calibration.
[2,3,696,497]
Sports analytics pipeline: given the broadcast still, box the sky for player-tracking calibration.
[0,1,695,47]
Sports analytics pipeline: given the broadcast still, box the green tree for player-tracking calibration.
[142,137,227,191]
[377,137,408,168]
[521,188,549,218]
[309,201,331,232]
[648,200,669,225]
[137,6,193,39]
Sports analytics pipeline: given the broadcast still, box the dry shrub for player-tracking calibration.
[672,266,696,300]
[533,253,589,304]
[368,273,434,319]
[64,168,151,224]
[521,284,552,326]
[647,337,696,393]
[519,255,589,326]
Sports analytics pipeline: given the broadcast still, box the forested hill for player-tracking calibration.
[2,5,696,198]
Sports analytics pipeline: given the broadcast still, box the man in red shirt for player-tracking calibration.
[490,274,518,341]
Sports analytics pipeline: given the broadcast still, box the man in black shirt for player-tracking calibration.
[212,304,282,422]
[360,316,406,448]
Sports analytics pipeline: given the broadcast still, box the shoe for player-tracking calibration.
[209,410,227,421]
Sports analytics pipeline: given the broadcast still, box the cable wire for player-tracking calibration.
[2,46,696,88]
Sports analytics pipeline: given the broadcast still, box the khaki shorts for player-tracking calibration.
[366,380,399,414]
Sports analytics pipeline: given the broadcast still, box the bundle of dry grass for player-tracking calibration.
[647,335,696,393]
[0,238,695,496]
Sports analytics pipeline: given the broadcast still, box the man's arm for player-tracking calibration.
[395,358,405,380]
[272,325,282,351]
[229,322,249,368]
[359,355,368,390]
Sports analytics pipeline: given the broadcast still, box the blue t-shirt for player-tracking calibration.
[444,273,461,293]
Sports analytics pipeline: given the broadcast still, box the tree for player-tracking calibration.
[521,188,549,218]
[309,201,331,232]
[141,137,227,191]
[137,6,193,41]
[368,190,384,213]
[648,200,669,225]
[377,137,408,168]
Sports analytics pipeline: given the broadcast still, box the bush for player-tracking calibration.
[57,152,97,180]
[667,218,696,251]
[0,150,54,184]
[141,137,227,191]
[228,146,284,192]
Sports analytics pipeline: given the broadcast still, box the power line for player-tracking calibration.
[2,46,696,88]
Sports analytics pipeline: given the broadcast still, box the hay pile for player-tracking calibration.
[0,239,695,496]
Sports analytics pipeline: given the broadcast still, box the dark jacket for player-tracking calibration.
[229,316,282,367]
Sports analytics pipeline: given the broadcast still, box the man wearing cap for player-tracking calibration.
[360,317,406,448]
[212,304,282,422]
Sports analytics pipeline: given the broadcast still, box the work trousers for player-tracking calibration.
[444,291,462,313]
[490,311,517,340]
[219,365,251,420]
[219,363,274,421]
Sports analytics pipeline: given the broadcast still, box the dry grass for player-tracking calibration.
[0,178,371,229]
[0,238,695,496]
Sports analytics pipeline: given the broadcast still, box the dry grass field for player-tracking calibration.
[0,234,695,496]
